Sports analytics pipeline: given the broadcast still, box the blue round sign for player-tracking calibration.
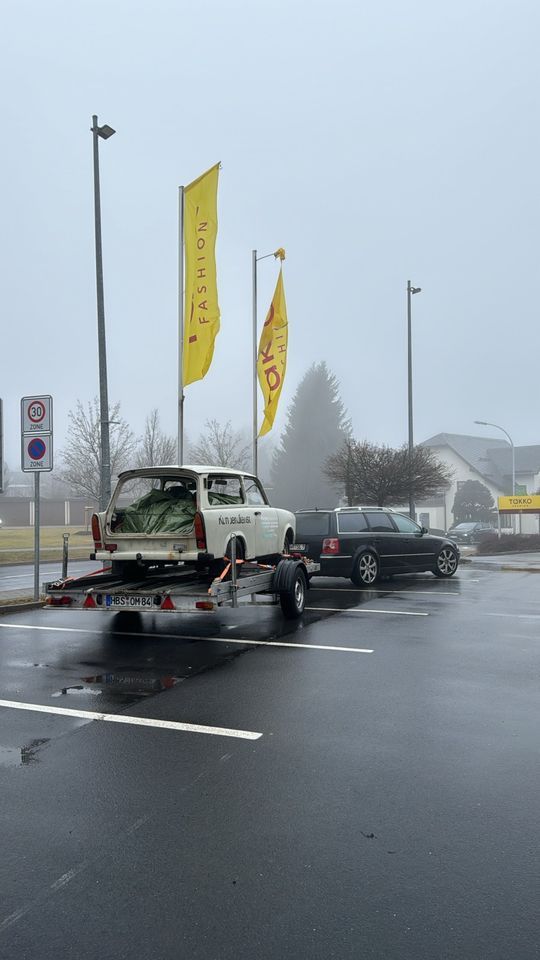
[28,437,46,461]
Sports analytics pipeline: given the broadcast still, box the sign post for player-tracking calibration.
[21,396,53,600]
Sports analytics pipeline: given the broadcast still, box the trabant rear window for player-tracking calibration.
[111,475,196,534]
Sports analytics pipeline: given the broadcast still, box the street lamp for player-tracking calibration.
[91,115,115,510]
[407,281,422,519]
[474,420,515,496]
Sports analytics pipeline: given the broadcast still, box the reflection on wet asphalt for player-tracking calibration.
[0,573,470,717]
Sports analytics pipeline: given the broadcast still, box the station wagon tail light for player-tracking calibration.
[194,511,206,550]
[322,537,340,555]
[91,514,102,550]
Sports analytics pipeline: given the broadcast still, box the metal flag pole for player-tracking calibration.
[252,249,258,475]
[178,186,185,465]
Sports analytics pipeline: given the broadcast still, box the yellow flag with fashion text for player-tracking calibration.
[257,268,288,436]
[183,163,220,386]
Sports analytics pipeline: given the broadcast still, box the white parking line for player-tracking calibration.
[0,622,373,654]
[0,698,262,740]
[306,606,428,617]
[311,587,461,597]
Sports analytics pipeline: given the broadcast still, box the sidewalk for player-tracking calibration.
[464,550,540,573]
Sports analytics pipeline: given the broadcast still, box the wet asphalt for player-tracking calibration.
[0,567,539,959]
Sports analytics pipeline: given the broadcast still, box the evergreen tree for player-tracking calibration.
[270,363,351,511]
[452,479,495,523]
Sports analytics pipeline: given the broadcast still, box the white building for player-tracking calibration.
[415,433,540,534]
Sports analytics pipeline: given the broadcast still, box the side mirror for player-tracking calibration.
[421,525,429,535]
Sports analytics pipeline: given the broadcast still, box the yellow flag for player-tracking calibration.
[183,163,220,386]
[257,267,288,436]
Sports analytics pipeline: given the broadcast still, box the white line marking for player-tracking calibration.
[306,606,429,617]
[0,622,373,652]
[311,587,461,597]
[0,699,262,741]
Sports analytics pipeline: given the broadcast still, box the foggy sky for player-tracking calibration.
[1,0,539,474]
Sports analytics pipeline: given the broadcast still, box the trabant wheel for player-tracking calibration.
[351,551,379,587]
[283,531,293,555]
[280,567,308,619]
[434,547,458,578]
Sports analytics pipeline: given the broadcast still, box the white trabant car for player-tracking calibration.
[91,465,295,578]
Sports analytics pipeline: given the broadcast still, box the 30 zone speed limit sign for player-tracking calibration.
[21,395,53,472]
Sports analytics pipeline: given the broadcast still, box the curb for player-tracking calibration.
[466,561,540,573]
[0,601,46,616]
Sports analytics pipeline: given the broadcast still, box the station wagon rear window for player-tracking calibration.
[295,512,331,536]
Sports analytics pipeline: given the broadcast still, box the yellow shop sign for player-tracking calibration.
[498,495,540,512]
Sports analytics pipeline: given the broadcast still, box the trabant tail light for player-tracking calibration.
[322,537,340,555]
[194,511,206,551]
[91,514,102,551]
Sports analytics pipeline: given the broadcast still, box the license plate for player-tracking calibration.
[290,543,306,552]
[173,542,187,552]
[105,594,155,608]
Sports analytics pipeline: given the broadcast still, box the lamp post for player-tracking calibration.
[474,420,515,496]
[407,280,422,519]
[91,115,115,510]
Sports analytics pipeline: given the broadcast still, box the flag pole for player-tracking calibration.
[178,186,185,465]
[252,249,258,476]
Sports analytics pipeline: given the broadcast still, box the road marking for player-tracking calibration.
[306,606,428,617]
[0,622,373,652]
[0,699,262,741]
[311,587,461,597]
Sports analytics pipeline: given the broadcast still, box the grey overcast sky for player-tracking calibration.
[1,0,539,471]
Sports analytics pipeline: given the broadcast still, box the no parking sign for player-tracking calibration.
[21,395,53,471]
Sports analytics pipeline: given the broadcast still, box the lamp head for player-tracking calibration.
[98,124,116,140]
[411,286,421,295]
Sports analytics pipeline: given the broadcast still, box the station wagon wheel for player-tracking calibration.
[434,547,458,578]
[351,551,379,587]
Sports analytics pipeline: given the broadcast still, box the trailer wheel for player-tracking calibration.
[280,566,308,619]
[112,610,142,633]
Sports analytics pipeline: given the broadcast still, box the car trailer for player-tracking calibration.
[45,537,319,622]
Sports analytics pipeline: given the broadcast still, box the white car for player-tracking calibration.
[91,465,295,578]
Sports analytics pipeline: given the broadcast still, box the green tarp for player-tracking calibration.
[119,488,196,535]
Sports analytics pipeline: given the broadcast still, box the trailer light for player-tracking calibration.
[161,595,176,610]
[46,596,74,607]
[322,538,340,555]
[83,593,97,609]
[195,601,215,611]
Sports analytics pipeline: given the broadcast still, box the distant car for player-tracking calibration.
[91,465,295,579]
[293,506,460,585]
[446,522,497,544]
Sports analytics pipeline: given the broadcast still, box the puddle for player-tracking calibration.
[0,738,50,767]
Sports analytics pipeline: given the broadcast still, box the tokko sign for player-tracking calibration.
[498,495,540,513]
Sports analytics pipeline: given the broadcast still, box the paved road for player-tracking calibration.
[0,568,538,958]
[0,560,99,598]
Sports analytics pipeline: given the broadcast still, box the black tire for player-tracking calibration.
[433,546,458,578]
[280,567,308,619]
[282,530,293,555]
[351,551,379,587]
[209,538,246,581]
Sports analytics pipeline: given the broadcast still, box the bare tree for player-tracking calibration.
[325,440,452,507]
[136,409,176,467]
[60,398,138,502]
[188,419,250,470]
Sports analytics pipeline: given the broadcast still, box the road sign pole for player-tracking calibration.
[34,472,40,601]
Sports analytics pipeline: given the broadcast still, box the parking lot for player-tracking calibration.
[1,566,539,959]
